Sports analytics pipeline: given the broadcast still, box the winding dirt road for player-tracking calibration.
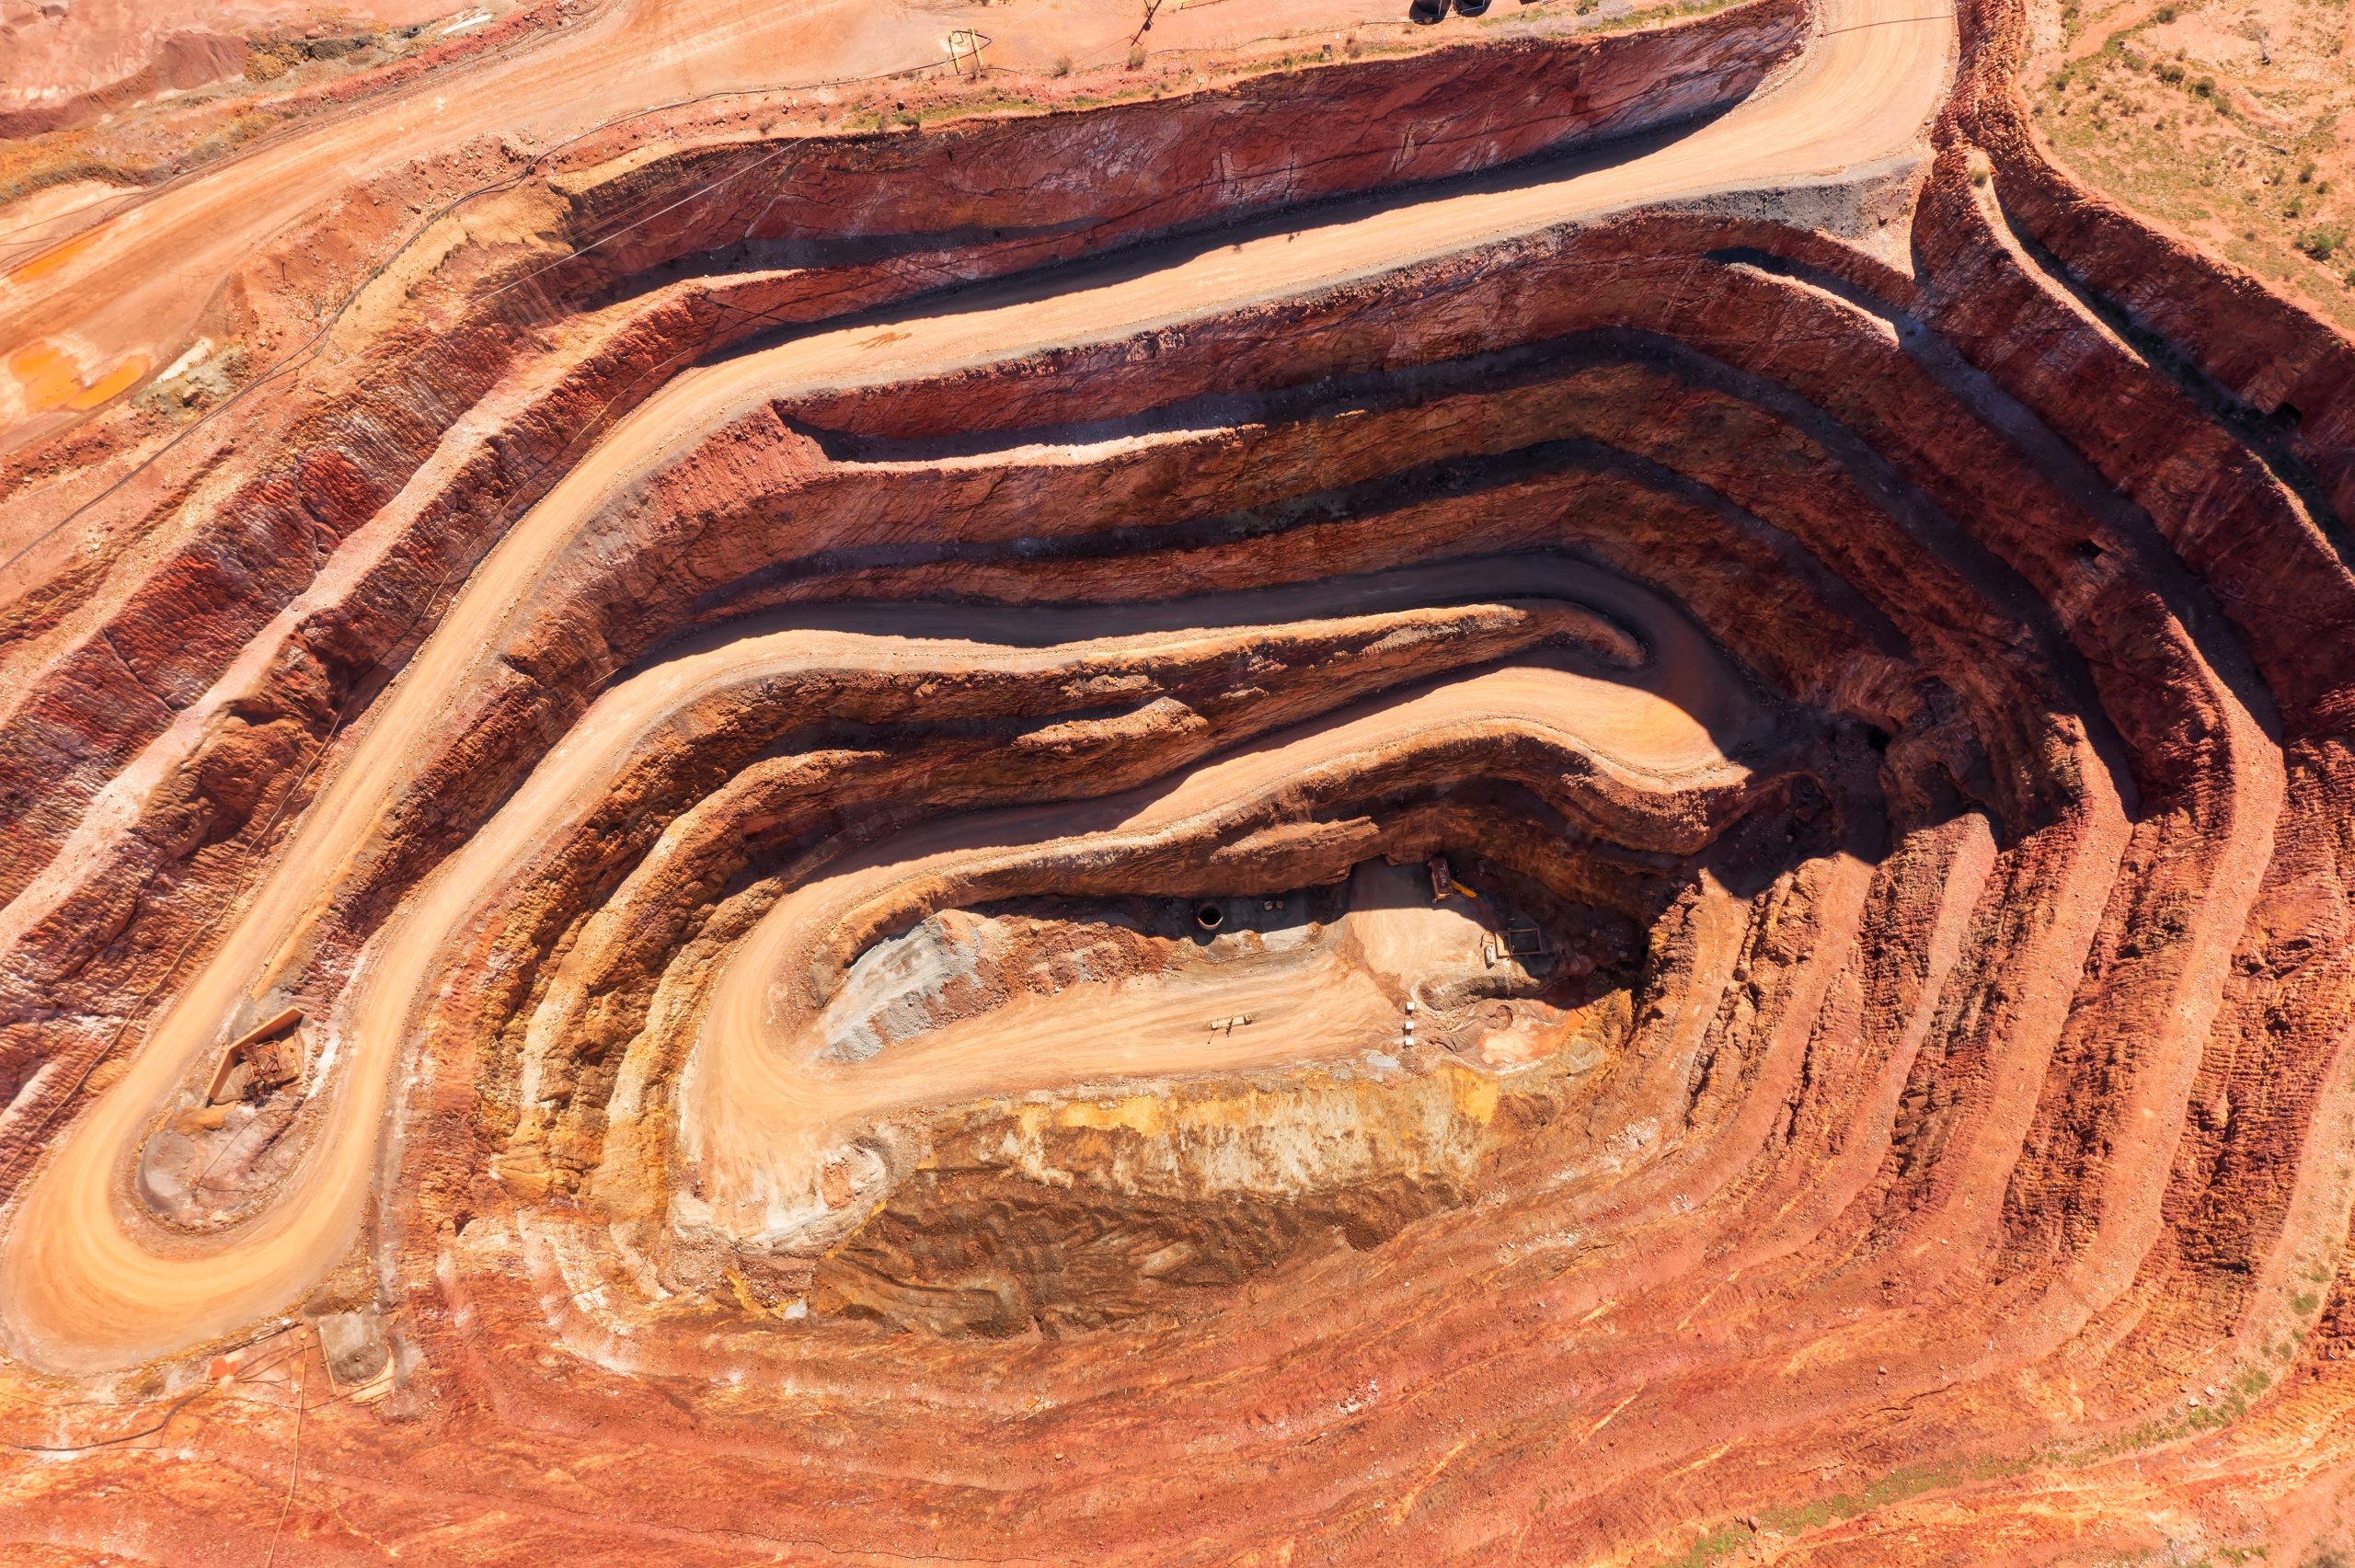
[0,0,1948,1376]
[677,562,1755,1250]
[0,0,1403,450]
[0,0,985,444]
[5,0,923,440]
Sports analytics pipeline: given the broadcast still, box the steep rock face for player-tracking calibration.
[1947,0,2355,525]
[0,6,1809,1086]
[5,0,2355,1562]
[0,2,1804,883]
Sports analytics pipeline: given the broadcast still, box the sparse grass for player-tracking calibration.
[1472,0,1745,29]
[186,109,288,166]
[0,155,147,213]
[247,44,301,83]
[2298,222,2347,260]
[1644,1454,2034,1564]
[2026,0,2355,329]
[1592,0,1751,30]
[1657,1521,1757,1568]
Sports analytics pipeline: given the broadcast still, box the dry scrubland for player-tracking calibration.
[2027,0,2355,326]
[4,0,2355,1562]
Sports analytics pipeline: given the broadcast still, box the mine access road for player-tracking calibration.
[0,0,1951,1375]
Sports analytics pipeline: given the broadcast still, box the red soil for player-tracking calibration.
[4,0,2355,1560]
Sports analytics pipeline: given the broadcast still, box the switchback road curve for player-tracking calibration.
[0,0,1948,1374]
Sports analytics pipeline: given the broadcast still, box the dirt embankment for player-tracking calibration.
[1949,0,2355,526]
[0,2,569,141]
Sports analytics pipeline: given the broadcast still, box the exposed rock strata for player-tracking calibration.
[4,0,2355,1562]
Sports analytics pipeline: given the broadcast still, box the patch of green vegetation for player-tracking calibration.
[1656,1521,1756,1568]
[2028,6,2355,333]
[0,156,147,212]
[1644,1452,2039,1564]
[186,109,289,165]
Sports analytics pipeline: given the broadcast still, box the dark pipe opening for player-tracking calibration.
[1195,902,1223,931]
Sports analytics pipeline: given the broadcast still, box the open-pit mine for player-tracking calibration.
[2,0,2354,1559]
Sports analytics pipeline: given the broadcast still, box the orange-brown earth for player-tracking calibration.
[2021,0,2355,332]
[2,0,2355,1560]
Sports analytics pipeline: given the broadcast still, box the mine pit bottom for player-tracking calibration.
[739,855,1639,1337]
[822,857,1623,1085]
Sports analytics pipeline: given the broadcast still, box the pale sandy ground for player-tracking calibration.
[0,0,464,109]
[0,180,136,246]
[0,0,1951,1374]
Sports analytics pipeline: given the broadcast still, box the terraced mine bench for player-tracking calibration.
[5,0,2355,1558]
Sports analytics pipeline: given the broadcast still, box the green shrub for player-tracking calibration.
[2298,223,2348,260]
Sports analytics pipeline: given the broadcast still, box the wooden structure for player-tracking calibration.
[945,29,990,77]
[1500,918,1548,959]
[206,1007,307,1104]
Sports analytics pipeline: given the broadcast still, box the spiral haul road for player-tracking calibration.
[27,0,2355,1553]
[0,0,1948,1377]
